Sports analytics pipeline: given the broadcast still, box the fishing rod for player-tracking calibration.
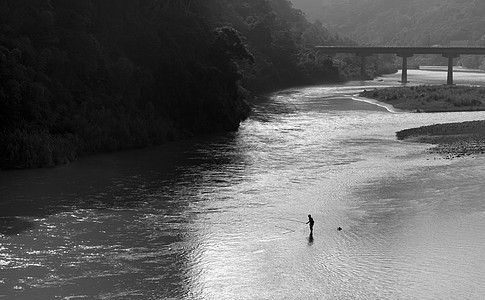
[273,217,307,224]
[274,225,296,233]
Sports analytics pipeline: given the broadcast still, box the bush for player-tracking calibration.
[0,129,78,169]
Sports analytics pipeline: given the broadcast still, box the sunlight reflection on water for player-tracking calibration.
[1,70,485,299]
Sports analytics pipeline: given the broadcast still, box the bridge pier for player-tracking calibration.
[397,53,413,83]
[357,53,373,80]
[443,54,460,85]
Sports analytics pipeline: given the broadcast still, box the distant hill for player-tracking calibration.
[287,0,323,16]
[297,0,485,69]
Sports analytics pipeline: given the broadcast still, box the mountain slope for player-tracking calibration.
[303,0,485,68]
[309,0,485,46]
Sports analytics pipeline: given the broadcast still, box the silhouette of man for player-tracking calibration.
[306,214,314,235]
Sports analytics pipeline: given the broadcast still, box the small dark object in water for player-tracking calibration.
[337,227,342,231]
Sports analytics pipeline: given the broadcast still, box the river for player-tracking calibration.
[1,70,485,299]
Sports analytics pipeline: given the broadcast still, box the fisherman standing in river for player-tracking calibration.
[306,214,314,235]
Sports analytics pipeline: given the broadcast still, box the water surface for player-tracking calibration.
[1,70,485,299]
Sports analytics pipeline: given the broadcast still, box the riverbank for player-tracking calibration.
[396,120,485,158]
[360,85,485,158]
[360,85,485,112]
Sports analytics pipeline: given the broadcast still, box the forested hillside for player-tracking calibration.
[0,0,364,169]
[290,0,325,17]
[305,0,485,69]
[200,0,365,90]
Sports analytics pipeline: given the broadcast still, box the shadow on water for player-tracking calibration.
[0,217,35,235]
[0,131,252,298]
[307,233,314,246]
[0,132,249,236]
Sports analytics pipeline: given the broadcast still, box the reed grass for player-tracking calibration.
[360,85,485,112]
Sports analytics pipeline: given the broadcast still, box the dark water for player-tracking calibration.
[1,71,485,299]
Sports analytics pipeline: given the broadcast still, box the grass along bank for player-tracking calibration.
[360,85,485,158]
[360,85,485,112]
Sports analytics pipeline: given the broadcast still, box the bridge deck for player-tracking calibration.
[315,46,485,55]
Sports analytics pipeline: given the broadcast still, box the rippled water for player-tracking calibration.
[1,71,485,299]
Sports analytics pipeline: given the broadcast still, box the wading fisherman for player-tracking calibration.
[306,214,314,235]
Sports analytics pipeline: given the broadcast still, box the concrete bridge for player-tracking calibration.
[315,46,485,84]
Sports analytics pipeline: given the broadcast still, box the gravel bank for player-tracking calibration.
[396,120,485,158]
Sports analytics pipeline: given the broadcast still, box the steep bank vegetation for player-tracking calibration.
[0,0,365,169]
[0,1,256,169]
[206,0,373,90]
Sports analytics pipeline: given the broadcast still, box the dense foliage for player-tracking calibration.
[0,0,364,169]
[304,0,485,69]
[205,0,370,90]
[0,1,254,168]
